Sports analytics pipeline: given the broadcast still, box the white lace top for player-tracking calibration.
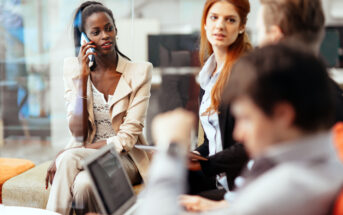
[91,82,116,143]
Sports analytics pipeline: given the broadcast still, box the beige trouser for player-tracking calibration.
[46,148,140,215]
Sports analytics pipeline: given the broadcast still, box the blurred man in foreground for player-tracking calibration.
[137,44,343,215]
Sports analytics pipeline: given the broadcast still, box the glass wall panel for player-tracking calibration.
[0,0,133,163]
[0,0,342,164]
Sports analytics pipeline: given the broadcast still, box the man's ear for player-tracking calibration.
[272,102,295,128]
[268,25,284,43]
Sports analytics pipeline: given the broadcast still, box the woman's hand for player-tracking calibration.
[179,194,229,212]
[45,148,67,189]
[44,146,81,189]
[45,160,57,189]
[78,41,96,78]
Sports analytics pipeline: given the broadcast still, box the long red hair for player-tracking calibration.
[200,0,252,114]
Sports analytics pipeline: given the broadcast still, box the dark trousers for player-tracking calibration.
[187,170,226,201]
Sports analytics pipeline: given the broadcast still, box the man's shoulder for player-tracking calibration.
[260,161,343,191]
[232,162,343,215]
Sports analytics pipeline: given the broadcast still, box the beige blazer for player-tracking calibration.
[63,54,152,181]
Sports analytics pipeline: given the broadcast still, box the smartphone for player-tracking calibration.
[80,32,95,67]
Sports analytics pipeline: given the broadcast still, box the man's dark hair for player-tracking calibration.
[224,43,335,132]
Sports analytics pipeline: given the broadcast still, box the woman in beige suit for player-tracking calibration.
[45,1,152,214]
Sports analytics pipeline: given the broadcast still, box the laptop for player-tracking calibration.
[83,145,139,215]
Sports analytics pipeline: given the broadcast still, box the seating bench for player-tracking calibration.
[0,158,35,204]
[2,161,144,209]
[2,161,51,208]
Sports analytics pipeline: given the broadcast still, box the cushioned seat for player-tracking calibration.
[2,160,144,210]
[2,161,50,208]
[0,158,35,203]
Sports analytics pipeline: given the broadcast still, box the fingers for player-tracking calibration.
[45,171,54,189]
[80,41,95,53]
[82,44,96,56]
[179,195,202,212]
[79,43,96,60]
[45,161,57,189]
[180,195,225,212]
[45,168,53,189]
[83,52,97,62]
[78,41,96,64]
[49,170,55,186]
[45,172,49,189]
[179,195,199,206]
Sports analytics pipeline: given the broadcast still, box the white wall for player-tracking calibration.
[116,19,160,62]
[246,0,261,46]
[322,0,343,26]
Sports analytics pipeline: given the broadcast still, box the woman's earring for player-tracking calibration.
[239,30,245,34]
[116,36,119,40]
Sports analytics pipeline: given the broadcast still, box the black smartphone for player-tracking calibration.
[80,32,95,67]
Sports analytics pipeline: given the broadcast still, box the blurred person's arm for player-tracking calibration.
[135,109,234,215]
[135,109,195,215]
[179,195,228,212]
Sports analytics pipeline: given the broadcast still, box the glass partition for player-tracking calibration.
[0,0,342,163]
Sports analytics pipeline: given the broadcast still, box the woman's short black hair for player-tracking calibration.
[73,1,129,60]
[224,43,335,132]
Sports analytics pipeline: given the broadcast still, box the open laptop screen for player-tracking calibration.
[87,148,134,214]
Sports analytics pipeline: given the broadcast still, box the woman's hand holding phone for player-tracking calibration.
[78,40,97,79]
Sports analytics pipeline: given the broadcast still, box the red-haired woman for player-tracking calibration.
[187,0,252,200]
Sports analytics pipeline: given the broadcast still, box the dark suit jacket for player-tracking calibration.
[195,88,249,191]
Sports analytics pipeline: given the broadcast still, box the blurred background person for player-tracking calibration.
[256,0,343,122]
